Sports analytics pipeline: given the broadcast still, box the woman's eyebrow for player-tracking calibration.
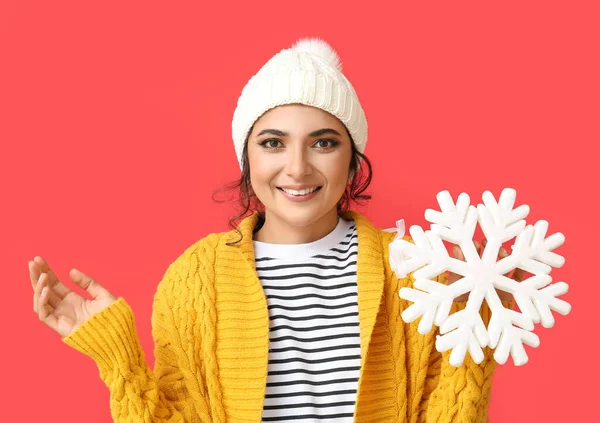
[256,128,342,137]
[257,129,288,137]
[308,128,342,137]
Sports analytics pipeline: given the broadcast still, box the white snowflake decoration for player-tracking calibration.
[387,188,571,367]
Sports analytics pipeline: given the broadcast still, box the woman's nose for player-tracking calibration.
[285,146,312,178]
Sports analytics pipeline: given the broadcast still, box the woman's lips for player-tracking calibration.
[277,187,322,202]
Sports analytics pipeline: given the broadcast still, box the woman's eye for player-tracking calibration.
[259,138,339,149]
[315,139,339,149]
[260,139,283,148]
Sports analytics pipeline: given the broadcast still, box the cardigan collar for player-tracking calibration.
[228,209,387,374]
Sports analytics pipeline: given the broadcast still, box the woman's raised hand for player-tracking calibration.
[29,256,117,338]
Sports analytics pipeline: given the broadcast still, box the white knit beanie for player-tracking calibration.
[231,37,368,172]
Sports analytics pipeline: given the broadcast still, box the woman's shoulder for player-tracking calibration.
[168,211,259,272]
[175,230,233,265]
[157,230,234,293]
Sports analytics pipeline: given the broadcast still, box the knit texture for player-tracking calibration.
[62,210,514,422]
[231,37,368,171]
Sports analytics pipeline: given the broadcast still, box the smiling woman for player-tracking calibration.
[213,104,373,246]
[33,37,514,423]
[247,104,362,244]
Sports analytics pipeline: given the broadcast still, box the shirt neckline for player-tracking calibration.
[252,217,354,261]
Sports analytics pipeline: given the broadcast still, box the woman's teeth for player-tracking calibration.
[279,187,321,196]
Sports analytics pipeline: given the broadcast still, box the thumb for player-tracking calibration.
[70,268,108,299]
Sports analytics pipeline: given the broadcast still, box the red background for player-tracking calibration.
[1,1,597,421]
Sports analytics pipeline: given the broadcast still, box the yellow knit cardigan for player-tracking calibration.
[63,210,510,422]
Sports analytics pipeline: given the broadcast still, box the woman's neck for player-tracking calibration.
[253,208,340,244]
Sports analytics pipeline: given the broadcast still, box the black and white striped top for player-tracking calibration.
[253,217,361,422]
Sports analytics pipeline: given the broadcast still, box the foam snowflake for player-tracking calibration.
[386,188,571,367]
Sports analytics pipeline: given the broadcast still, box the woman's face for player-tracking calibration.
[247,103,353,232]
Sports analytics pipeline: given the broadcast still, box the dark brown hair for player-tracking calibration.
[212,124,373,246]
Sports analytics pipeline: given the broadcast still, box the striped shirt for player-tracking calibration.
[253,217,361,422]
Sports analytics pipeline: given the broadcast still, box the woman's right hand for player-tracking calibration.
[29,256,118,338]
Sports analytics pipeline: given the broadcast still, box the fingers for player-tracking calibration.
[29,261,60,306]
[33,274,51,313]
[482,239,525,281]
[448,241,474,285]
[70,268,107,299]
[448,247,461,285]
[28,260,39,290]
[33,273,44,313]
[32,256,57,284]
[30,257,70,299]
[452,245,465,261]
[449,240,481,280]
[33,272,61,308]
[512,267,525,282]
[450,239,525,284]
[497,247,514,279]
[33,273,61,332]
[452,240,481,261]
[33,273,53,310]
[37,280,59,331]
[474,240,481,256]
[43,281,62,309]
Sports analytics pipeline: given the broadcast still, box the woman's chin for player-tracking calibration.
[268,205,338,228]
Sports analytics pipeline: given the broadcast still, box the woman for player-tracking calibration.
[29,38,520,422]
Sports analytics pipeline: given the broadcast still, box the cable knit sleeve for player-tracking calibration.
[61,238,218,422]
[389,234,515,422]
[419,271,515,422]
